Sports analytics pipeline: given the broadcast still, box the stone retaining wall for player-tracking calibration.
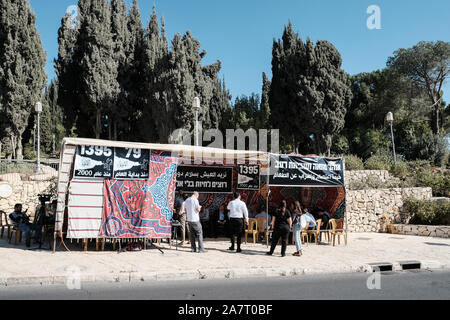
[0,168,56,218]
[346,187,433,233]
[393,224,450,238]
[345,170,391,187]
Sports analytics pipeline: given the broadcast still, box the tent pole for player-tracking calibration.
[266,153,270,248]
[342,158,348,238]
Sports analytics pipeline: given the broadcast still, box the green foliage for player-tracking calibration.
[0,161,35,174]
[40,81,65,155]
[78,0,120,138]
[52,2,231,144]
[364,151,393,170]
[412,166,450,197]
[23,143,36,160]
[404,198,450,225]
[390,161,408,180]
[343,155,364,170]
[387,41,450,135]
[43,176,58,201]
[269,23,351,155]
[387,160,450,197]
[331,134,349,155]
[0,0,47,160]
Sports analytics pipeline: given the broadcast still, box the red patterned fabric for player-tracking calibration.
[99,156,178,238]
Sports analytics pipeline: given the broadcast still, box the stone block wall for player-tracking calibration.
[345,187,433,233]
[344,170,391,187]
[393,224,450,238]
[0,167,56,219]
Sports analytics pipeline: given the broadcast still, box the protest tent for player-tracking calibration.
[53,137,269,252]
[264,153,346,246]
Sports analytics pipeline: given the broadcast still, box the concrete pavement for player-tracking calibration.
[0,232,449,287]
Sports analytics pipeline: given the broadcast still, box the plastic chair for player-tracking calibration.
[244,218,259,244]
[0,210,13,239]
[255,217,268,243]
[320,220,331,243]
[7,214,22,246]
[329,218,347,246]
[307,219,322,244]
[301,222,310,245]
[383,214,395,233]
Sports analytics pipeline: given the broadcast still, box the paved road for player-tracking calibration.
[1,269,449,300]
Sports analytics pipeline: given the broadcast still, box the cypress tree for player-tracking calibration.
[140,7,171,142]
[256,72,271,129]
[269,23,307,152]
[270,23,350,155]
[110,0,127,140]
[40,80,65,154]
[76,0,119,139]
[310,40,351,155]
[125,0,144,140]
[0,0,47,159]
[54,13,79,137]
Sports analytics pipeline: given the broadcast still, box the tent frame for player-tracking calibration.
[52,137,345,252]
[264,154,346,247]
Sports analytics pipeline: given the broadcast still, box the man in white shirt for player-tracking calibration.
[227,191,249,253]
[184,192,207,253]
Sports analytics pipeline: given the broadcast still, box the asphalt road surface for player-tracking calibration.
[0,270,449,300]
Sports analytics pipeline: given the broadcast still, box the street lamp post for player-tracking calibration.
[33,123,36,154]
[385,111,396,165]
[192,97,201,146]
[35,102,42,173]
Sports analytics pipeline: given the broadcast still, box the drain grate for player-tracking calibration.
[368,262,393,272]
[398,261,421,270]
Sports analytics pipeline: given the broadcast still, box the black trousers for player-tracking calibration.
[270,225,290,255]
[229,218,244,249]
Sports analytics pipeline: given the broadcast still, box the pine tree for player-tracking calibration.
[0,0,47,159]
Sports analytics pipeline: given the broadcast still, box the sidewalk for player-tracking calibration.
[1,232,449,287]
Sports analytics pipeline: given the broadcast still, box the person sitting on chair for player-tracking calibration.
[314,207,331,229]
[255,206,270,224]
[210,204,228,238]
[303,207,317,242]
[9,203,42,247]
[47,200,57,226]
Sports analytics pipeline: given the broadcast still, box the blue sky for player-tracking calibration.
[29,0,450,105]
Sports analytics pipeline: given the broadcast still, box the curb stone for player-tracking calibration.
[0,261,449,287]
